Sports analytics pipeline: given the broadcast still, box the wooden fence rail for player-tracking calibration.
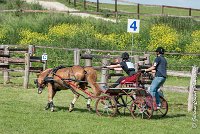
[0,8,200,22]
[68,0,200,19]
[0,45,46,88]
[0,45,199,112]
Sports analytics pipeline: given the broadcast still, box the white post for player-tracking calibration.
[85,50,92,67]
[188,66,198,112]
[24,53,30,89]
[3,45,9,84]
[134,55,139,72]
[28,45,35,67]
[144,54,150,65]
[74,48,80,65]
[101,58,109,87]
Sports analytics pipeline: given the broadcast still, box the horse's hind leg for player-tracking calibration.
[69,94,79,112]
[87,97,92,111]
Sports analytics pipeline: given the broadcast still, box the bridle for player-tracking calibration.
[34,69,53,93]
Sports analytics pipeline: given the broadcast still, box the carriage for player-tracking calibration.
[95,71,168,119]
[35,65,168,119]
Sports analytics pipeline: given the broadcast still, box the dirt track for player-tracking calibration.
[24,0,116,23]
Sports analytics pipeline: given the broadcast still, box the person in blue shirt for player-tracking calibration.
[142,47,167,110]
[107,52,135,88]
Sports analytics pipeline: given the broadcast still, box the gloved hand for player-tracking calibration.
[141,69,146,73]
[102,66,108,68]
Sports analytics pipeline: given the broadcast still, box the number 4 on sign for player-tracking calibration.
[127,19,140,33]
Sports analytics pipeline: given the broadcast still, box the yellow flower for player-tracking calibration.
[48,23,78,38]
[148,24,180,52]
[19,29,51,46]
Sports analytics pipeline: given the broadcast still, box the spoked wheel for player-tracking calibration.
[153,96,168,118]
[130,96,153,119]
[115,94,134,116]
[95,96,117,117]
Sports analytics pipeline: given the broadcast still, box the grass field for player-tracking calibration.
[0,1,199,133]
[0,75,200,134]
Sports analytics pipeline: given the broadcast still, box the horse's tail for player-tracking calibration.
[84,67,102,96]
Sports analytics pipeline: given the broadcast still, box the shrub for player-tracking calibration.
[118,32,132,50]
[148,24,180,52]
[19,29,51,46]
[0,27,7,44]
[0,0,6,3]
[48,23,78,39]
[183,30,200,59]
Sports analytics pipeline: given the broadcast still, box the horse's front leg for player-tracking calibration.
[69,94,79,112]
[45,83,57,112]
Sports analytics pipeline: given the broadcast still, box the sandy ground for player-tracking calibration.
[24,0,116,23]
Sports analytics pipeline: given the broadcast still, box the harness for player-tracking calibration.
[43,65,66,86]
[42,65,89,99]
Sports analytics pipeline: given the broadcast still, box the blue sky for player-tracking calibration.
[87,0,200,9]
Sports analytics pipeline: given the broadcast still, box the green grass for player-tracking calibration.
[165,76,190,87]
[0,0,43,10]
[0,84,199,134]
[0,71,199,133]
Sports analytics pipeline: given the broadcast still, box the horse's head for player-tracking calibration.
[34,68,52,94]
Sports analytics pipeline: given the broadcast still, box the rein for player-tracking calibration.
[52,67,92,99]
[53,73,91,99]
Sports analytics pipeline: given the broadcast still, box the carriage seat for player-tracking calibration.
[120,72,141,87]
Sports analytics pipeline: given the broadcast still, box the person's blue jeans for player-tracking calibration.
[150,77,166,105]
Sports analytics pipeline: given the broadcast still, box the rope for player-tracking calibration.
[62,81,88,99]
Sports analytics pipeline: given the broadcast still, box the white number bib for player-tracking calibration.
[126,62,134,69]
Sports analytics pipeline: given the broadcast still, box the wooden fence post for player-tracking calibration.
[138,61,144,66]
[97,0,99,12]
[24,53,30,89]
[134,55,139,72]
[114,0,117,12]
[74,0,76,7]
[85,50,92,67]
[83,0,86,10]
[144,54,150,65]
[28,45,35,67]
[137,4,140,19]
[161,5,164,14]
[189,8,192,16]
[3,45,9,84]
[74,48,80,65]
[188,66,198,112]
[101,58,109,87]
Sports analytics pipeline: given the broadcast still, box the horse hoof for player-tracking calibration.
[87,107,93,111]
[87,104,92,111]
[50,108,55,112]
[44,107,49,110]
[69,108,73,112]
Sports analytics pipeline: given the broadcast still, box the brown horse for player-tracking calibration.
[35,65,102,112]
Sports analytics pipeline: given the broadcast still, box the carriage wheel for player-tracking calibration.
[95,96,117,117]
[153,96,168,118]
[130,96,153,119]
[115,94,134,116]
